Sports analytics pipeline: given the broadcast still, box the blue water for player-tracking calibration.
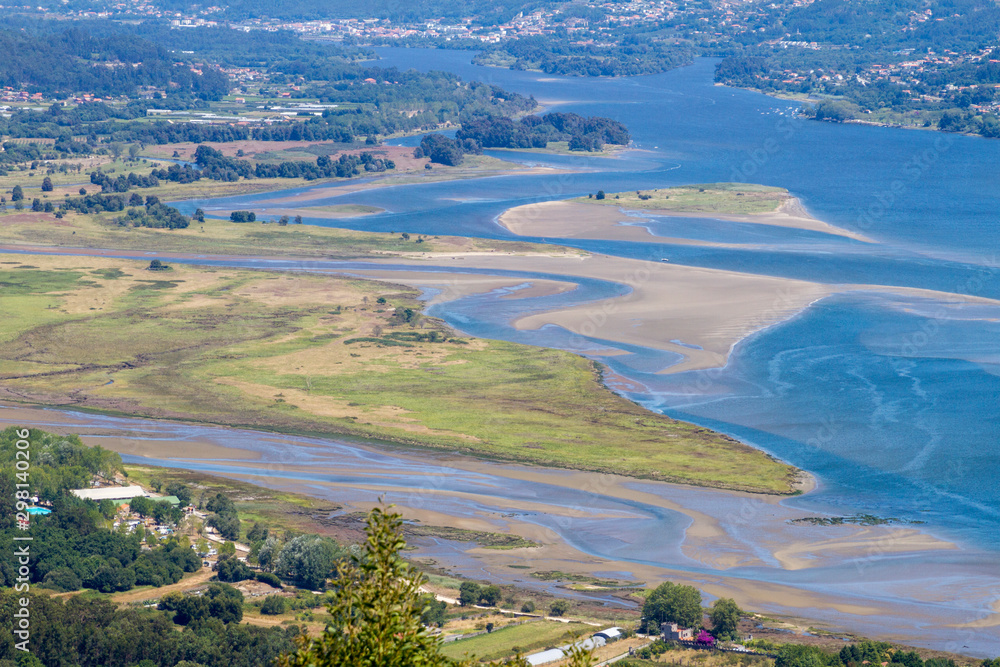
[173,50,1000,559]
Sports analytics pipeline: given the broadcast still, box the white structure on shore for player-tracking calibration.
[71,485,147,502]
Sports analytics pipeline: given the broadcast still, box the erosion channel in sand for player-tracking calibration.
[0,401,985,655]
[349,253,999,374]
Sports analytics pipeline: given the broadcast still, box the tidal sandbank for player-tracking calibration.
[350,254,1000,374]
[499,197,874,243]
[2,402,990,654]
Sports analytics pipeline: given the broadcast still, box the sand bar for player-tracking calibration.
[350,253,1000,374]
[337,270,577,306]
[257,164,575,207]
[347,253,836,374]
[499,197,874,243]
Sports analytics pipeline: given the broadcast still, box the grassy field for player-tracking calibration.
[574,183,791,215]
[0,255,797,493]
[0,207,557,259]
[441,620,589,661]
[0,156,156,200]
[0,154,309,205]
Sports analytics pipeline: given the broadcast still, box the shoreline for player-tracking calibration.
[2,400,995,657]
[254,162,578,206]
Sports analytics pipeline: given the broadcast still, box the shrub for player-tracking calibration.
[230,210,256,223]
[256,571,283,588]
[260,595,286,615]
[549,600,569,616]
[42,568,82,592]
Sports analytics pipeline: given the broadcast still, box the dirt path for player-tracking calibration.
[418,587,602,627]
[110,566,215,604]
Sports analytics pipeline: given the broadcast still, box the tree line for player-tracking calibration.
[456,111,630,151]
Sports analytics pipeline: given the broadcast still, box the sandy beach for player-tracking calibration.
[499,198,874,243]
[332,270,577,306]
[346,254,837,373]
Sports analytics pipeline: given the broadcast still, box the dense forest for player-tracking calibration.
[0,28,229,99]
[413,110,630,165]
[472,35,693,77]
[456,111,630,151]
[0,590,300,667]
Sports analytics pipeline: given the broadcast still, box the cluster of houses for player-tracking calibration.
[1,88,44,104]
[71,484,196,537]
[45,0,680,44]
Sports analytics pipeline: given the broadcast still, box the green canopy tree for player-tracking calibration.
[643,581,703,629]
[709,597,741,640]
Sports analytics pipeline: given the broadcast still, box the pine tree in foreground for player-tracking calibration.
[279,504,594,667]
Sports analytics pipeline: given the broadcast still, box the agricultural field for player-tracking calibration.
[441,620,590,662]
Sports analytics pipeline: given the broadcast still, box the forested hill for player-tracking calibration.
[0,28,228,99]
[179,0,556,21]
[472,35,693,78]
[776,0,1000,52]
[46,0,559,21]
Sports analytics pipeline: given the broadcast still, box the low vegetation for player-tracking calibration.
[441,620,589,662]
[0,198,551,259]
[0,255,797,493]
[576,183,790,216]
